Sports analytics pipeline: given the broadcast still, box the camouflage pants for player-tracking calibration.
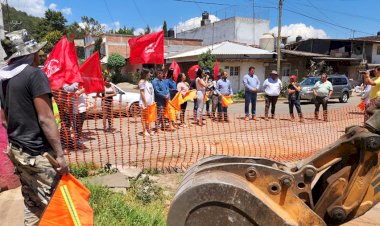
[6,144,60,226]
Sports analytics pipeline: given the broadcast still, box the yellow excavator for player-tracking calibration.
[167,105,380,226]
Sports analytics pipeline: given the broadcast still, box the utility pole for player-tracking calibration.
[252,0,255,46]
[276,0,283,78]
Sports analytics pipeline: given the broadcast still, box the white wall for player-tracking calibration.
[372,44,380,64]
[177,17,269,46]
[235,18,269,46]
[219,61,266,93]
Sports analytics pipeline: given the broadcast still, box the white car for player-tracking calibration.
[87,82,140,117]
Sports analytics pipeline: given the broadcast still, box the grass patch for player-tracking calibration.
[70,162,118,178]
[86,176,168,226]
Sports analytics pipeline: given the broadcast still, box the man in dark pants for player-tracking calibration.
[0,29,68,226]
[217,71,233,122]
[313,73,333,121]
[288,75,304,122]
[243,66,260,121]
[263,70,282,120]
[152,69,169,130]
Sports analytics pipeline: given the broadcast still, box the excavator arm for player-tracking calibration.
[167,107,380,226]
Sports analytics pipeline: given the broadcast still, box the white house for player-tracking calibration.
[167,41,275,93]
[176,16,270,46]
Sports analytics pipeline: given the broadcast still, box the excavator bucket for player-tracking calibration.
[168,106,380,226]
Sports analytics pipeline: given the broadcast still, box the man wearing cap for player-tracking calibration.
[0,29,68,225]
[313,73,333,121]
[263,70,282,120]
[288,75,304,122]
[243,66,260,121]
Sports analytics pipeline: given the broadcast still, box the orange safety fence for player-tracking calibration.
[53,91,365,171]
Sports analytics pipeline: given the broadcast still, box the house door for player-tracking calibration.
[224,66,240,93]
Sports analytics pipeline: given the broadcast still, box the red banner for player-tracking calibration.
[214,59,219,80]
[43,36,82,90]
[80,52,105,94]
[128,30,164,64]
[169,60,181,82]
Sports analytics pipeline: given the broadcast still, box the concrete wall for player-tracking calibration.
[235,18,269,46]
[372,44,380,64]
[219,61,266,92]
[177,17,269,46]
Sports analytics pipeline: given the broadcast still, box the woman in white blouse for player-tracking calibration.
[139,68,155,136]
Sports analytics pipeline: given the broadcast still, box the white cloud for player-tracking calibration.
[133,28,145,36]
[8,0,47,17]
[48,3,57,11]
[112,21,121,30]
[8,0,72,17]
[270,23,328,42]
[174,15,220,33]
[61,8,72,15]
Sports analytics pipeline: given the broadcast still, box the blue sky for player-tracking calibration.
[7,0,380,39]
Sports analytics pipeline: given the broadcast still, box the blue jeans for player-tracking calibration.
[245,91,257,117]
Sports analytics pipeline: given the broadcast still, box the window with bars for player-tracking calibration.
[226,66,240,76]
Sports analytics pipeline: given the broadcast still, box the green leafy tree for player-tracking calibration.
[42,30,64,54]
[66,22,86,39]
[144,25,151,35]
[80,16,104,35]
[37,9,67,40]
[163,21,168,37]
[198,49,216,75]
[93,38,102,54]
[107,53,126,83]
[115,26,135,35]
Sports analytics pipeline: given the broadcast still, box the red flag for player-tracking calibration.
[169,60,181,82]
[80,52,105,94]
[128,30,164,64]
[188,65,200,80]
[214,59,219,80]
[43,36,82,90]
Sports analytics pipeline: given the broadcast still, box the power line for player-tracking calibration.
[103,0,118,30]
[291,0,380,22]
[285,1,352,37]
[252,5,374,36]
[132,0,149,27]
[172,0,238,7]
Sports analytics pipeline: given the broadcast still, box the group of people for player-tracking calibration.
[244,67,335,122]
[138,67,233,136]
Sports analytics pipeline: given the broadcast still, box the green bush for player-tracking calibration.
[70,163,98,178]
[235,89,245,99]
[130,176,164,204]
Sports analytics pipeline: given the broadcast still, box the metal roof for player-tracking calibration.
[312,57,362,61]
[281,49,328,57]
[167,41,274,59]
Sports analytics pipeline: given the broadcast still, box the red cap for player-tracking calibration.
[290,75,297,80]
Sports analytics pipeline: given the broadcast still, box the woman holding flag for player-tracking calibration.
[177,73,190,127]
[139,68,155,136]
[195,68,209,126]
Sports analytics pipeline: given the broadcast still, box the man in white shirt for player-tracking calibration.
[263,70,282,120]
